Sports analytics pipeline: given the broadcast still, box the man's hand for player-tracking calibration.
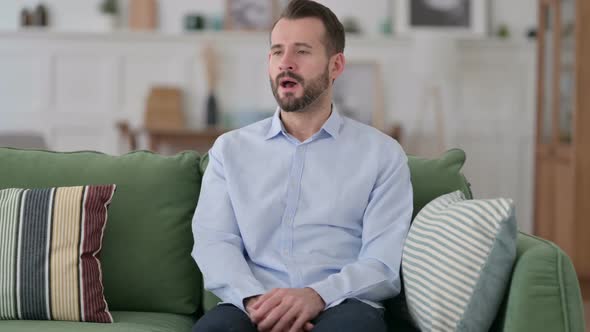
[250,288,325,332]
[244,295,261,315]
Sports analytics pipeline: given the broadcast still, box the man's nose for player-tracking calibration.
[279,55,296,72]
[279,64,294,71]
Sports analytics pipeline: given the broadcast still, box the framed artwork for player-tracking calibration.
[333,61,385,131]
[395,0,487,36]
[225,0,278,31]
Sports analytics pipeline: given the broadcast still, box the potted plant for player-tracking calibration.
[98,0,118,31]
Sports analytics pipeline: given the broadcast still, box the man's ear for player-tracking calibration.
[330,53,345,81]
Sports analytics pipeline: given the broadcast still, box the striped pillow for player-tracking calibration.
[402,190,517,331]
[0,185,116,323]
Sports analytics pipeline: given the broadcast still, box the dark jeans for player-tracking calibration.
[192,298,386,332]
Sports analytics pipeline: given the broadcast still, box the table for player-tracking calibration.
[117,122,226,154]
[117,122,402,154]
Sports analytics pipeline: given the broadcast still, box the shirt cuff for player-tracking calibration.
[307,279,341,309]
[231,279,266,312]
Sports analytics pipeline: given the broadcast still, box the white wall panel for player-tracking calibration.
[54,54,114,114]
[0,54,46,114]
[121,56,186,124]
[50,125,109,153]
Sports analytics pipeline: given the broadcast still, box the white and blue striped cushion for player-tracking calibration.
[402,190,517,332]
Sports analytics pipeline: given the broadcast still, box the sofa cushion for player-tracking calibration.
[402,190,517,331]
[407,148,472,219]
[0,148,202,315]
[0,185,115,323]
[0,311,195,332]
[380,149,472,331]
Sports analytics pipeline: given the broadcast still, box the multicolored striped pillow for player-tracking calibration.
[0,185,116,323]
[402,190,517,331]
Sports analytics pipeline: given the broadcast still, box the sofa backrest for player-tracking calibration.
[406,148,473,217]
[0,148,203,315]
[0,146,471,318]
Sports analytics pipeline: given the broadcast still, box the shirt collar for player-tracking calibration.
[264,107,285,140]
[264,105,343,140]
[322,105,343,139]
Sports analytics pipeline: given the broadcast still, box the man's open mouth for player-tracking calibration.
[280,78,299,88]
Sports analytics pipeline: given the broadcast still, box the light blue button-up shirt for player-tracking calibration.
[192,107,413,312]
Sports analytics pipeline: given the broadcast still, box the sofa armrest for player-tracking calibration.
[491,232,585,332]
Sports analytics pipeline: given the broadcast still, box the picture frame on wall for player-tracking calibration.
[225,0,278,31]
[333,61,385,131]
[395,0,487,36]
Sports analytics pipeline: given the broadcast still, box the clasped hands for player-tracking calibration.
[245,287,325,332]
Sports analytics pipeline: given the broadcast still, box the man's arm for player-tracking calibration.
[191,139,265,312]
[308,142,413,308]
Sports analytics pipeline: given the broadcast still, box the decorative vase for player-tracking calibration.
[20,7,33,27]
[33,3,49,27]
[202,44,220,127]
[206,93,218,127]
[185,14,205,31]
[129,0,157,30]
[98,13,117,31]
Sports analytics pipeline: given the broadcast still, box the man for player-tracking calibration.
[191,1,413,331]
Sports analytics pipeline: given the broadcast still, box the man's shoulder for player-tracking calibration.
[340,116,401,151]
[213,116,273,151]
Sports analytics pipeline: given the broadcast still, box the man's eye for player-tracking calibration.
[272,51,282,56]
[298,50,308,54]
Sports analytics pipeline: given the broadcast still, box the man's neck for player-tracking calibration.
[280,98,332,142]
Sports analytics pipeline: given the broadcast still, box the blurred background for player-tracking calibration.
[0,0,540,231]
[1,1,588,296]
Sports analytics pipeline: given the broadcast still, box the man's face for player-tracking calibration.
[269,18,333,112]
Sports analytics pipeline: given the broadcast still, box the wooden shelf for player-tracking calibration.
[0,29,536,50]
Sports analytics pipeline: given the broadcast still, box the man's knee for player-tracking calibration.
[192,304,256,332]
[312,299,386,332]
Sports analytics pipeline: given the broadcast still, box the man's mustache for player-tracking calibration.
[275,72,304,86]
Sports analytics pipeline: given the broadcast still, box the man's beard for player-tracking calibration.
[270,65,330,112]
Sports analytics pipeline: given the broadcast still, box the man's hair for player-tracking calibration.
[272,0,345,56]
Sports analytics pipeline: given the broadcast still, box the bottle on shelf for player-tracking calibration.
[19,7,33,27]
[33,3,49,27]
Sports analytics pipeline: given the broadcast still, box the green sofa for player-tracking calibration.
[0,147,585,331]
